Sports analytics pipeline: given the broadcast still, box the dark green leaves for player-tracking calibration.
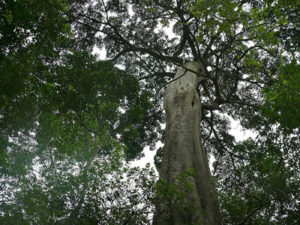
[263,61,300,131]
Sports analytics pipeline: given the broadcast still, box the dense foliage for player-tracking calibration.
[0,47,158,223]
[1,0,299,224]
[1,1,158,224]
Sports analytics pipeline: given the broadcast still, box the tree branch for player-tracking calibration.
[202,102,221,111]
[237,197,270,225]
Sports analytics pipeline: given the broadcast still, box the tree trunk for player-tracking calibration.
[153,62,221,225]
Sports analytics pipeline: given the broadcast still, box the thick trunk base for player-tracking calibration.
[153,62,221,225]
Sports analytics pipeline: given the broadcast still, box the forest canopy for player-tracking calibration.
[0,0,299,224]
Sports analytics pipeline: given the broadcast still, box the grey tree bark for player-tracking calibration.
[153,62,221,225]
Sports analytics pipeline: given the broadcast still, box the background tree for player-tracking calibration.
[1,0,71,159]
[1,1,158,224]
[0,50,158,224]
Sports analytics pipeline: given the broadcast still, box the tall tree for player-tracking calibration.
[153,61,221,224]
[1,0,299,224]
[67,0,300,224]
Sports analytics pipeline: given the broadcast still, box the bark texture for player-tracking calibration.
[153,62,221,225]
